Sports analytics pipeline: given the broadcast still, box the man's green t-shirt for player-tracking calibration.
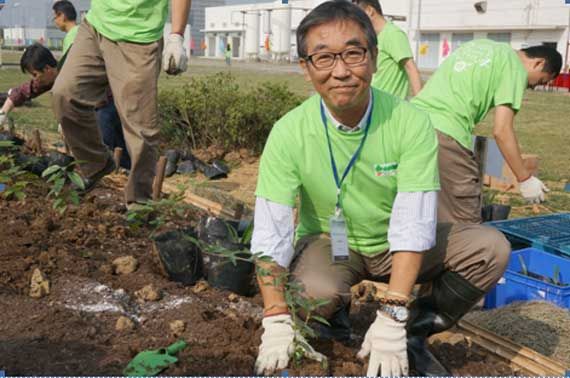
[412,39,528,149]
[62,25,79,56]
[372,22,414,99]
[256,88,440,256]
[86,0,168,43]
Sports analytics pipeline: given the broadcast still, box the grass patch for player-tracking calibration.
[474,90,570,182]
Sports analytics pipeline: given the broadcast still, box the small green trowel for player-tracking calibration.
[123,340,188,376]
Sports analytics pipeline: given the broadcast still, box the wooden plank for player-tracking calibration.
[457,319,567,376]
[162,181,242,220]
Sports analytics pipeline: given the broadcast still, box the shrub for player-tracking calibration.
[158,73,304,155]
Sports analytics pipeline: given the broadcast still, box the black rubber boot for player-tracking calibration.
[407,271,486,376]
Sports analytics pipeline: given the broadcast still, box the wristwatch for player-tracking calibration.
[379,303,409,323]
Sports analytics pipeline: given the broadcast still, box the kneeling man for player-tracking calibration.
[251,1,510,376]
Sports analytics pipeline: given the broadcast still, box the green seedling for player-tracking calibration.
[188,230,330,369]
[42,161,84,214]
[126,184,192,232]
[0,154,30,201]
[123,340,188,377]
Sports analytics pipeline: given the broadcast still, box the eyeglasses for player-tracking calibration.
[305,47,368,70]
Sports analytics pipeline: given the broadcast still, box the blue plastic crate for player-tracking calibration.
[484,248,570,309]
[488,213,570,257]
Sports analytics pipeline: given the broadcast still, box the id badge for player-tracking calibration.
[329,213,350,262]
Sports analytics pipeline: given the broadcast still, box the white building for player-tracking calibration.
[203,0,570,70]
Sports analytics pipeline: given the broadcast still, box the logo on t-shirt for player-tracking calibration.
[374,162,398,177]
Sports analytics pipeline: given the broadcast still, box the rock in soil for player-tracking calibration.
[115,316,135,332]
[192,280,209,294]
[169,320,186,337]
[134,284,161,302]
[29,268,50,298]
[112,256,138,275]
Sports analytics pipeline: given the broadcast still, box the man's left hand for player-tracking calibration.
[162,33,188,75]
[357,310,408,377]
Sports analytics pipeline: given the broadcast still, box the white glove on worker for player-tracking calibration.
[357,311,408,377]
[519,176,549,204]
[255,314,326,375]
[162,33,188,75]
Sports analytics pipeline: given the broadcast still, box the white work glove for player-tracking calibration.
[162,33,188,75]
[519,176,549,204]
[255,314,326,375]
[357,311,408,377]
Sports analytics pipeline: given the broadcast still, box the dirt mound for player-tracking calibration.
[0,179,516,375]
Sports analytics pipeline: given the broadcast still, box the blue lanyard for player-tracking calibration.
[320,93,374,213]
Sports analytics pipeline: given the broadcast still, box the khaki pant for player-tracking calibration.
[437,131,483,224]
[291,223,510,319]
[52,22,163,203]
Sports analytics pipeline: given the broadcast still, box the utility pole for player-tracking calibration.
[414,0,423,61]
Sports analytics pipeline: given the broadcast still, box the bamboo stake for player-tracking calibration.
[32,129,43,154]
[113,147,123,173]
[152,156,167,201]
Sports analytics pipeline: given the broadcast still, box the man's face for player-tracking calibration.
[525,58,555,88]
[29,67,58,87]
[53,11,65,31]
[300,20,376,113]
[527,70,555,89]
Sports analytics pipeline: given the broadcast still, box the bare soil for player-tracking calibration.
[0,174,520,376]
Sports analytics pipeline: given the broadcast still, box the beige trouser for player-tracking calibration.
[437,131,483,224]
[52,22,163,203]
[291,223,510,319]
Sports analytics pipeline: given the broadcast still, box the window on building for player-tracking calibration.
[452,33,474,51]
[418,33,440,70]
[487,32,511,44]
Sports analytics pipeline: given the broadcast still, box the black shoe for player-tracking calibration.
[76,156,116,194]
[406,271,485,376]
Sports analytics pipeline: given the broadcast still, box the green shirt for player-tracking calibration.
[372,22,414,99]
[86,0,168,43]
[256,88,440,256]
[62,25,79,55]
[412,39,528,149]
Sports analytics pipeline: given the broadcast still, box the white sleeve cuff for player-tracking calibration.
[388,191,437,253]
[251,196,295,268]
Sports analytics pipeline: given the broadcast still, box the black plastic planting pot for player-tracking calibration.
[198,216,254,296]
[482,204,511,222]
[153,229,204,286]
[206,250,254,296]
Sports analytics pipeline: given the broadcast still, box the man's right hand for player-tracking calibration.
[519,176,549,204]
[255,314,326,375]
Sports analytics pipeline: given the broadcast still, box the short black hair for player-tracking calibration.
[296,0,377,58]
[52,0,77,22]
[521,45,563,77]
[352,0,383,16]
[20,43,58,73]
